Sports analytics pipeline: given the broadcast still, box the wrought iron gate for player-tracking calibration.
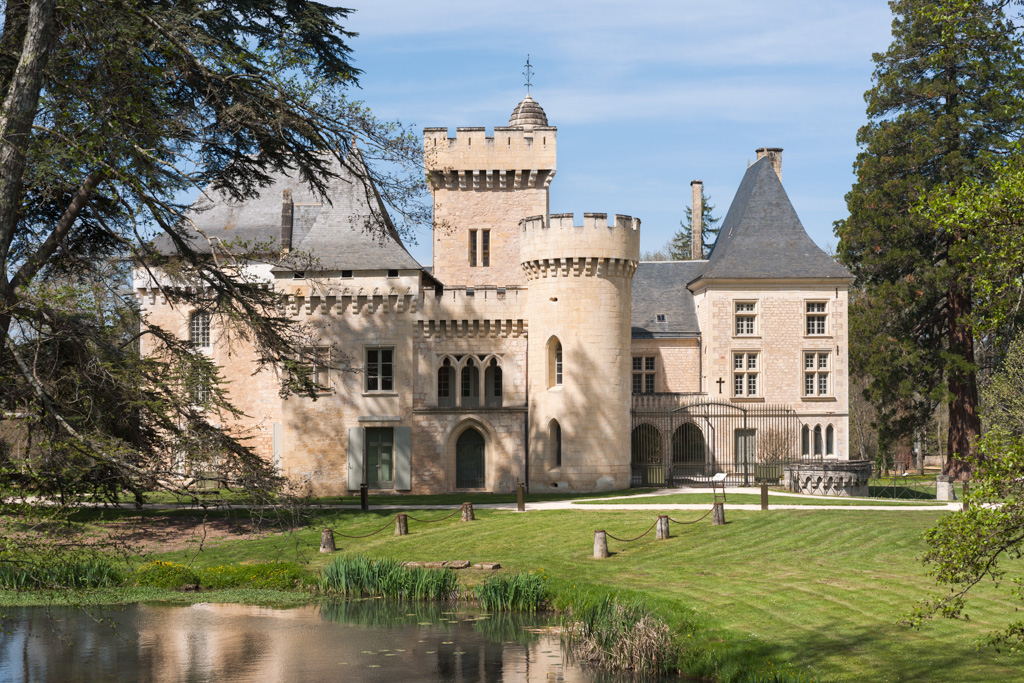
[630,394,808,487]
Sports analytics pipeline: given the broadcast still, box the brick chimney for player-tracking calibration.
[281,189,294,253]
[755,147,783,180]
[690,180,703,260]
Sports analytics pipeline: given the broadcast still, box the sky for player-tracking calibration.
[337,0,896,265]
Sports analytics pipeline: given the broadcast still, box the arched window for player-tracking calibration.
[547,337,562,388]
[802,425,810,457]
[814,425,823,456]
[826,425,835,456]
[485,358,503,407]
[555,342,563,385]
[461,358,480,408]
[455,428,485,489]
[550,419,562,467]
[190,311,211,348]
[437,358,454,408]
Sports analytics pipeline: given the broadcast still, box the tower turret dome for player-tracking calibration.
[509,94,549,127]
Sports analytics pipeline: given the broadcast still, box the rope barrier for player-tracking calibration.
[404,508,464,524]
[604,519,659,543]
[331,515,399,539]
[667,506,716,525]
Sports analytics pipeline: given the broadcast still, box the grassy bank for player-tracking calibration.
[574,493,948,506]
[4,504,1023,681]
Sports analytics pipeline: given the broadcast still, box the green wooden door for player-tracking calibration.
[366,427,394,489]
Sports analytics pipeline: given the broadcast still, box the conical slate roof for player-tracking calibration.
[509,94,549,127]
[694,157,851,282]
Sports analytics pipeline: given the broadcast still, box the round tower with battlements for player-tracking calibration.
[521,212,641,491]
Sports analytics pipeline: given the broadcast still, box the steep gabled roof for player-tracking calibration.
[154,153,421,272]
[631,261,704,338]
[693,157,851,282]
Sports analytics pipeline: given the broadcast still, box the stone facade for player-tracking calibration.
[134,94,852,495]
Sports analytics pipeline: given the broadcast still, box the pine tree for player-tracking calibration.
[834,0,1024,479]
[668,190,720,260]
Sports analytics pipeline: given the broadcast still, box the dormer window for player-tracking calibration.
[388,269,399,278]
[656,314,667,323]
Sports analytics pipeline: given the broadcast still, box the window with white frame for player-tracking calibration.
[301,346,331,390]
[734,302,757,336]
[804,351,830,397]
[365,347,394,392]
[805,301,827,336]
[733,351,758,397]
[632,356,656,394]
[190,311,211,348]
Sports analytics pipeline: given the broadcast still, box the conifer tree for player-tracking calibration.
[668,190,720,260]
[834,0,1024,479]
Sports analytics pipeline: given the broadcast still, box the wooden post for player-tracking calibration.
[319,528,336,553]
[760,482,769,510]
[517,482,525,512]
[461,502,475,522]
[395,513,408,536]
[360,483,368,511]
[656,515,669,540]
[593,530,609,558]
[712,502,726,526]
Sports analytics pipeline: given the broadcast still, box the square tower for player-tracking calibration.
[425,95,556,286]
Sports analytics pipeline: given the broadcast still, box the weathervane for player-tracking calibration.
[523,55,534,95]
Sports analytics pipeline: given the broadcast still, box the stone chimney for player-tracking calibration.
[755,147,783,180]
[690,180,703,261]
[281,189,294,253]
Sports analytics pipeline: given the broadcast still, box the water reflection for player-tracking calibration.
[0,602,668,682]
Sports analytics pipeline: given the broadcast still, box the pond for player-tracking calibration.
[0,601,682,682]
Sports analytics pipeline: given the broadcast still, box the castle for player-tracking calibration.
[134,94,853,495]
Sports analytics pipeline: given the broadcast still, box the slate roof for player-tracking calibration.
[693,157,851,282]
[631,261,706,338]
[154,154,421,273]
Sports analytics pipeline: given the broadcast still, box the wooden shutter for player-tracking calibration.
[347,427,364,490]
[394,426,412,491]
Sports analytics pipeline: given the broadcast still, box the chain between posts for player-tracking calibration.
[667,506,716,525]
[604,519,659,543]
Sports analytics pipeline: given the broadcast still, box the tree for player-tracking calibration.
[834,0,1024,479]
[910,332,1024,650]
[668,189,720,260]
[0,0,426,573]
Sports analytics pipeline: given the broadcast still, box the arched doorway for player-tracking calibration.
[456,428,486,489]
[630,423,664,486]
[671,422,705,480]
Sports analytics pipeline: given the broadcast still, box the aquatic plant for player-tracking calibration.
[0,558,125,590]
[474,571,548,613]
[315,555,458,601]
[560,594,674,674]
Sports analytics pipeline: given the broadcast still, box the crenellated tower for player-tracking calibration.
[521,212,641,491]
[425,94,556,287]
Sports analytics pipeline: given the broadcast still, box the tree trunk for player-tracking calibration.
[944,283,980,481]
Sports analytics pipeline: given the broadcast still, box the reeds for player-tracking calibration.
[474,571,547,613]
[0,558,125,590]
[315,555,458,601]
[560,594,675,674]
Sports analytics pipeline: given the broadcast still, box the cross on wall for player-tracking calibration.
[716,377,725,394]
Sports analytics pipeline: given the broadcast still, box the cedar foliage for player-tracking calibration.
[834,0,1024,478]
[668,189,720,260]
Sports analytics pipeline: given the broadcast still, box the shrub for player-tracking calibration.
[133,561,201,589]
[475,571,548,613]
[198,562,307,590]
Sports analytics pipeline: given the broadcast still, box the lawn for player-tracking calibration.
[573,493,949,507]
[133,505,1024,682]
